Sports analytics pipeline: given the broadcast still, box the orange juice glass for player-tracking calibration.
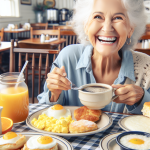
[0,72,29,123]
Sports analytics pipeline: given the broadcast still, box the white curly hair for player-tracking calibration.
[71,0,147,50]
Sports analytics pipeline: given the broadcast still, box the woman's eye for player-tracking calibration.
[114,16,123,20]
[94,15,102,19]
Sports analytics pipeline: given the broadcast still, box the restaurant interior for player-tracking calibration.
[0,0,150,149]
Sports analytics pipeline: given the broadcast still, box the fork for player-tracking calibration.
[53,63,83,90]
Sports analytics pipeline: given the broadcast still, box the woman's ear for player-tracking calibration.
[128,26,134,38]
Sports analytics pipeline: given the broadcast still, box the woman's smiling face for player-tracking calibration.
[85,0,134,57]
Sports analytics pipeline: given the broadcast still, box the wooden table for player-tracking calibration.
[4,29,30,40]
[12,103,130,150]
[0,42,16,52]
[19,38,66,46]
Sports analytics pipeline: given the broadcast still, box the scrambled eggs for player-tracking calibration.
[31,114,74,133]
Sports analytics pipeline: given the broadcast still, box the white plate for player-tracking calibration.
[99,132,123,150]
[0,132,73,150]
[118,115,150,132]
[26,106,113,137]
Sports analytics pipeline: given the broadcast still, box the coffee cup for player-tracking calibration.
[78,83,118,110]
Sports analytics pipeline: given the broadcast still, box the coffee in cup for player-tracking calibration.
[78,83,117,110]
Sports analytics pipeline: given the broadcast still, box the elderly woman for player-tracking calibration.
[38,0,150,114]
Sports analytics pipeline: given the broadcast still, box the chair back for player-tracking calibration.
[30,22,48,30]
[0,28,4,41]
[134,49,150,55]
[146,24,150,35]
[10,39,59,103]
[60,29,78,49]
[30,27,60,40]
[140,34,150,40]
[53,25,73,30]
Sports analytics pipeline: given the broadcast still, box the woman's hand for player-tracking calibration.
[46,66,71,102]
[112,84,144,105]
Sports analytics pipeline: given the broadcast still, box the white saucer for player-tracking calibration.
[99,132,123,150]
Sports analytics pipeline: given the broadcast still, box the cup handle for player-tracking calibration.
[112,88,118,101]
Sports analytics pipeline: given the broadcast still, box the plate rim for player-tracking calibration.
[2,131,74,150]
[118,115,145,131]
[99,132,123,150]
[26,106,113,137]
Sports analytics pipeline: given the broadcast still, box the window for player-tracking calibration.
[0,0,19,17]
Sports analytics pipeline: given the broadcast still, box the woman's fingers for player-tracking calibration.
[49,73,70,85]
[50,66,67,77]
[112,84,144,105]
[46,78,70,90]
[46,65,71,93]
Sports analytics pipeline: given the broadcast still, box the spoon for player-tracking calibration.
[53,63,83,90]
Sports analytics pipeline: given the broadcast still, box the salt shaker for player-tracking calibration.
[40,34,45,43]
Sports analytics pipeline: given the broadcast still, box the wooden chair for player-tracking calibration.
[60,29,78,49]
[135,49,150,55]
[140,34,150,40]
[0,28,4,41]
[10,39,59,103]
[0,28,5,72]
[146,24,150,35]
[30,27,60,39]
[53,25,73,30]
[135,33,150,55]
[30,22,48,30]
[53,26,78,49]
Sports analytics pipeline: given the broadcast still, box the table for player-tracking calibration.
[0,42,16,52]
[19,38,66,46]
[12,103,128,150]
[4,29,30,40]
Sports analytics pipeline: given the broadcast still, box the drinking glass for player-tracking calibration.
[0,72,29,123]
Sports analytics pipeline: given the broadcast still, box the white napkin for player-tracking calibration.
[23,23,31,30]
[7,24,15,30]
[45,38,58,42]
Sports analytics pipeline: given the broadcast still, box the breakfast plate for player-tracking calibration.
[26,106,113,137]
[118,115,150,133]
[99,132,123,150]
[0,132,73,150]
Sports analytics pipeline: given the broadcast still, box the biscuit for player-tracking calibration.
[74,106,102,122]
[69,119,98,133]
[142,102,150,118]
[21,143,58,150]
[0,134,26,150]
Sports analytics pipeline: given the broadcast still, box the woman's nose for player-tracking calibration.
[102,19,114,32]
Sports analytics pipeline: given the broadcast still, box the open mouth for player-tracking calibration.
[97,36,117,44]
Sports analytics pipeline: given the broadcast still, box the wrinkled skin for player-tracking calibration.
[46,0,144,103]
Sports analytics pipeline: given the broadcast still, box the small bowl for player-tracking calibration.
[78,83,114,110]
[116,131,150,150]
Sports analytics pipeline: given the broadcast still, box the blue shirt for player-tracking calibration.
[37,44,150,114]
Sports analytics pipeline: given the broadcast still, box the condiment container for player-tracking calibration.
[0,72,29,123]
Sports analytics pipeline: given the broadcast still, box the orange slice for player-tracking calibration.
[1,117,13,134]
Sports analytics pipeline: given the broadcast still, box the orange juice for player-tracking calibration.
[0,87,29,123]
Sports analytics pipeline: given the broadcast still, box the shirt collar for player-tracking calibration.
[76,45,135,82]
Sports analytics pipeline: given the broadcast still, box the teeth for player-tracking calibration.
[100,41,114,44]
[98,36,116,41]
